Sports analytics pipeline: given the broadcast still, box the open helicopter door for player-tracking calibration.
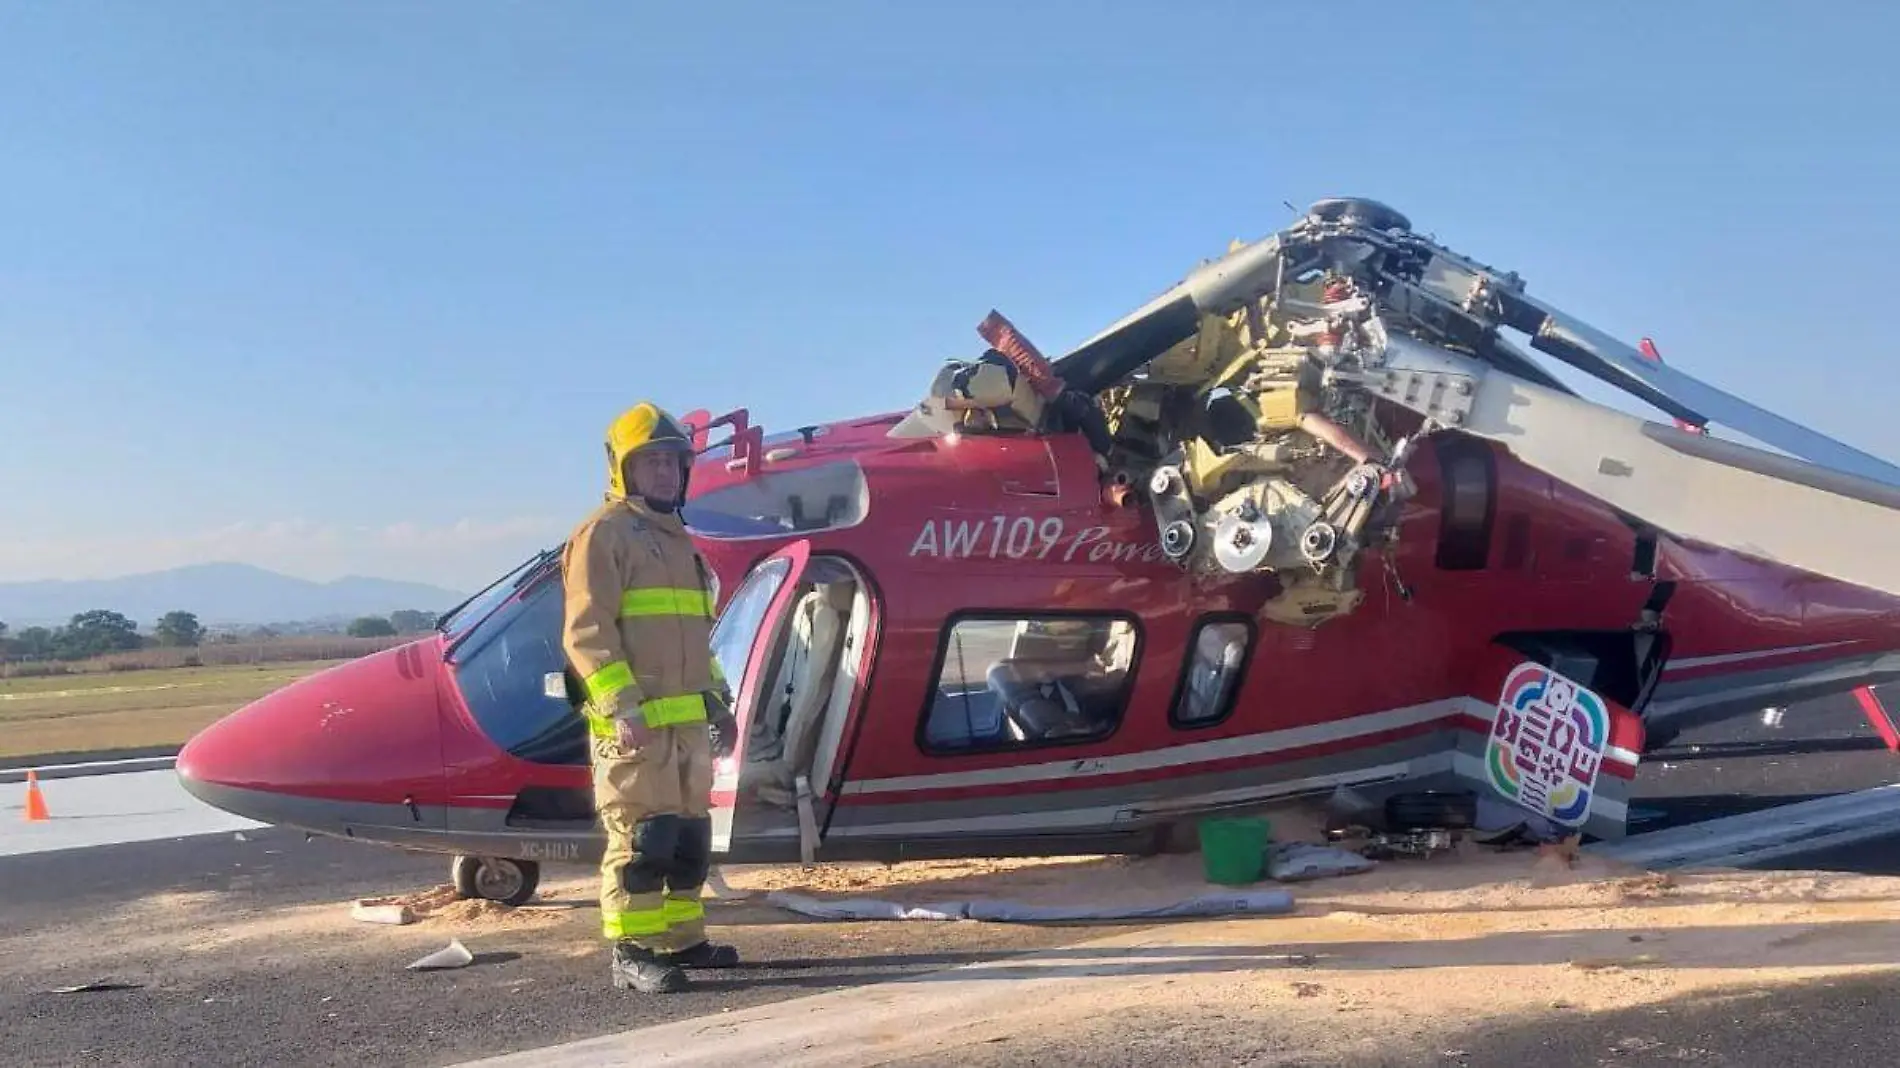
[706,539,815,857]
[1453,642,1650,841]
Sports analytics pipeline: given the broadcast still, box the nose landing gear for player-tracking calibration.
[450,854,542,907]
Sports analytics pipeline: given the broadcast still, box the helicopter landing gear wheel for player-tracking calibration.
[451,854,541,906]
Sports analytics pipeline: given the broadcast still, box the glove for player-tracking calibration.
[706,691,738,760]
[614,711,653,751]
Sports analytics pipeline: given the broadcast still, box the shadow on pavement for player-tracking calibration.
[1381,969,1900,1067]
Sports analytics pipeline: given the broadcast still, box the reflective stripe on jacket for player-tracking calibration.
[560,495,723,734]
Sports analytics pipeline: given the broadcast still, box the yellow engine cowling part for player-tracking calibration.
[1257,575,1366,628]
[1146,312,1250,387]
[1243,357,1321,434]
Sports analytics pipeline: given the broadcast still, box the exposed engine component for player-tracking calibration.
[887,191,1900,629]
[1082,198,1543,628]
[893,195,1900,630]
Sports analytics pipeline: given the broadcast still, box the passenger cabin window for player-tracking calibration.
[1172,619,1252,728]
[921,616,1138,753]
[1434,436,1496,571]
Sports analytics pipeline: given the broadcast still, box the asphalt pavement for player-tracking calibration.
[0,828,1096,1068]
[892,971,1900,1067]
[3,688,1898,1068]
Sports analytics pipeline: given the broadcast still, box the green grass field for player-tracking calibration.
[0,660,344,761]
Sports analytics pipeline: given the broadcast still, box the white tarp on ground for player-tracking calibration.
[764,887,1297,923]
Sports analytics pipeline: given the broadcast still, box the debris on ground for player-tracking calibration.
[406,939,474,971]
[47,980,142,994]
[765,887,1297,924]
[1266,841,1376,882]
[350,901,415,926]
[741,793,1596,920]
[1327,825,1458,861]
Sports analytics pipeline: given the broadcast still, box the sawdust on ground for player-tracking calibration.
[30,795,1900,1065]
[1010,851,1900,1066]
[356,883,585,931]
[677,804,1900,1065]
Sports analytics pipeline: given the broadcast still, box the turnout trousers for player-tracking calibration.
[590,721,716,952]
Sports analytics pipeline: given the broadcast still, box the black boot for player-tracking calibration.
[611,941,689,993]
[662,939,740,968]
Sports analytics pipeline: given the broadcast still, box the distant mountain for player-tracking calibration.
[0,562,468,628]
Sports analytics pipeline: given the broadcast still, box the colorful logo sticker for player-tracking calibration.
[1485,662,1610,827]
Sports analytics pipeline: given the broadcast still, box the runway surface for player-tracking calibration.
[0,768,261,858]
[2,689,1897,1067]
[0,825,1105,1068]
[885,970,1900,1067]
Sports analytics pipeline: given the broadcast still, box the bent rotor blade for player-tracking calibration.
[1460,370,1900,600]
[1499,293,1900,489]
[1052,235,1289,396]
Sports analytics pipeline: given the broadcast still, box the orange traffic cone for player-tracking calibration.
[23,770,49,822]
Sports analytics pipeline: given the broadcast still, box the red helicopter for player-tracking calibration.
[177,198,1900,905]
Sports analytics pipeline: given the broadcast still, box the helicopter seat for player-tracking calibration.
[985,661,1104,741]
[750,582,853,800]
[985,621,1136,741]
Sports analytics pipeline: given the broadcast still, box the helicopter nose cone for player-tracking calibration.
[177,639,447,830]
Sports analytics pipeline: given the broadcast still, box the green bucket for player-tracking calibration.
[1198,815,1271,885]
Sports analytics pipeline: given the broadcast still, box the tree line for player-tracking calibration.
[0,608,440,664]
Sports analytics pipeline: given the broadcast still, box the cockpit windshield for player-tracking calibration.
[438,548,559,644]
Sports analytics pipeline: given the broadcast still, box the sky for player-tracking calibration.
[3,2,1897,593]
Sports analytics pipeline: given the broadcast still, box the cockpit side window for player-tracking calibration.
[683,460,870,541]
[446,547,809,768]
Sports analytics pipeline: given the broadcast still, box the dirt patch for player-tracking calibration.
[839,844,1900,1066]
[635,812,1900,1065]
[713,802,1341,912]
[353,882,582,931]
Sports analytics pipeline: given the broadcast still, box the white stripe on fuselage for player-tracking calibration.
[841,685,1648,800]
[1662,640,1862,673]
[829,760,1431,838]
[842,698,1474,797]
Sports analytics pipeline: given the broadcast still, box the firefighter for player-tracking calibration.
[560,401,741,993]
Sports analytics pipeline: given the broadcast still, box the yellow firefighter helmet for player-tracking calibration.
[604,402,693,499]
